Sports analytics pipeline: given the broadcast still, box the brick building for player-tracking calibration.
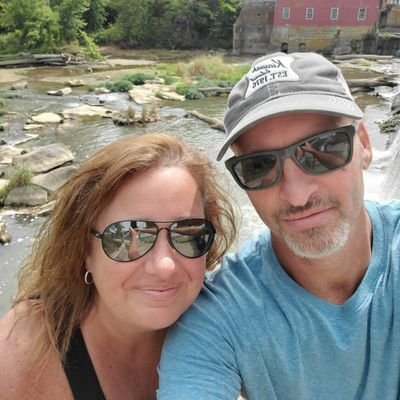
[233,0,383,54]
[272,0,381,53]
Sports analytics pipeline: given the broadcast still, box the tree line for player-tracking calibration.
[0,0,241,55]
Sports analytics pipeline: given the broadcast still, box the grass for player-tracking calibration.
[99,55,249,98]
[0,164,33,202]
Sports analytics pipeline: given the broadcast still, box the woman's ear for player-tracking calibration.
[356,120,373,170]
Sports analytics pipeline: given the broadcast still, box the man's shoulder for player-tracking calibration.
[366,199,400,227]
[200,230,274,304]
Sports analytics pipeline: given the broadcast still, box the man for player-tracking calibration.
[157,52,400,399]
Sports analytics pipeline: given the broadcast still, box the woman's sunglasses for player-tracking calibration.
[225,123,357,191]
[91,218,215,262]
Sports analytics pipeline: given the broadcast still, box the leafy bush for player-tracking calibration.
[160,74,177,85]
[80,31,102,60]
[125,72,154,85]
[175,84,204,100]
[0,164,33,201]
[105,79,133,92]
[1,91,22,99]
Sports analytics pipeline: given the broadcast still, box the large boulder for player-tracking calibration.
[11,80,28,90]
[5,185,48,207]
[12,143,74,173]
[62,104,116,119]
[0,146,26,164]
[47,87,72,96]
[30,112,63,124]
[32,165,77,192]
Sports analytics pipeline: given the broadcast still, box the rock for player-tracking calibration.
[47,87,72,96]
[157,91,185,101]
[11,80,28,90]
[0,164,15,179]
[128,84,163,105]
[391,92,400,113]
[62,104,116,119]
[0,219,11,244]
[94,87,111,94]
[32,165,77,192]
[67,79,84,87]
[0,146,26,164]
[12,143,74,173]
[0,139,7,145]
[30,112,62,124]
[5,185,48,207]
[128,81,186,104]
[0,178,8,191]
[24,123,45,130]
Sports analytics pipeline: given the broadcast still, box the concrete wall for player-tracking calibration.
[233,0,275,54]
[271,25,375,53]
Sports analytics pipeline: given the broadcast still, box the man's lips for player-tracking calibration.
[281,207,334,230]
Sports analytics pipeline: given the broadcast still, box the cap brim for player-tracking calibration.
[217,93,363,161]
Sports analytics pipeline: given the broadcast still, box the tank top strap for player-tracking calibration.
[63,328,106,400]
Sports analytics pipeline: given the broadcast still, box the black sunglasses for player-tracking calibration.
[225,123,357,191]
[91,218,215,262]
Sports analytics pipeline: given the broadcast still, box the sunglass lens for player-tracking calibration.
[102,221,157,262]
[296,131,351,174]
[233,154,279,190]
[170,219,215,258]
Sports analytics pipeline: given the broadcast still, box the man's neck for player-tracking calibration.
[272,210,372,305]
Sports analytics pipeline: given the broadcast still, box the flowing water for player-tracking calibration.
[1,57,400,316]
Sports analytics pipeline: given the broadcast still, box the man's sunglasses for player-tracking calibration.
[225,123,357,191]
[91,218,215,262]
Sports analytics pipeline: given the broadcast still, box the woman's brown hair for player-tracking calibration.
[13,133,237,365]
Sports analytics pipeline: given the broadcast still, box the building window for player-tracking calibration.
[282,7,290,20]
[358,8,366,20]
[330,7,339,20]
[389,0,400,4]
[305,7,314,20]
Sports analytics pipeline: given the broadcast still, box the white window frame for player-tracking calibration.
[305,7,314,20]
[357,8,366,21]
[282,7,290,20]
[330,7,339,20]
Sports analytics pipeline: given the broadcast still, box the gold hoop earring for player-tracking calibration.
[84,270,94,285]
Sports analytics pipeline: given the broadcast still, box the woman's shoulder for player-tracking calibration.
[0,305,72,399]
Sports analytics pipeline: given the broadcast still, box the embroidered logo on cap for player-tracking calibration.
[245,56,300,99]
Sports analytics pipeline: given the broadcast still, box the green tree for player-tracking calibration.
[84,0,107,34]
[0,0,60,51]
[209,0,241,48]
[169,0,213,48]
[50,0,89,43]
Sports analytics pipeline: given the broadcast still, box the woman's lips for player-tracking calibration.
[135,285,181,301]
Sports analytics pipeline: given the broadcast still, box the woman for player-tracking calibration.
[0,133,237,399]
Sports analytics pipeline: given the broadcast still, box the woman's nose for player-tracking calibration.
[143,230,178,278]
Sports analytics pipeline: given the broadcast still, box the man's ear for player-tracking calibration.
[357,120,373,170]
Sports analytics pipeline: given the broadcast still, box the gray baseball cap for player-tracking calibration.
[217,52,363,161]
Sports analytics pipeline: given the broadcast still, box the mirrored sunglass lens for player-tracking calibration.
[170,220,214,258]
[102,221,157,261]
[233,154,278,189]
[296,131,351,173]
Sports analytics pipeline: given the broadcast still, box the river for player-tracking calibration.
[0,55,400,317]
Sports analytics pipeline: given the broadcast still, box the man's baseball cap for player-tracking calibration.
[217,52,363,161]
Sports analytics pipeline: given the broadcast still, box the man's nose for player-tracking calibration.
[278,157,319,207]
